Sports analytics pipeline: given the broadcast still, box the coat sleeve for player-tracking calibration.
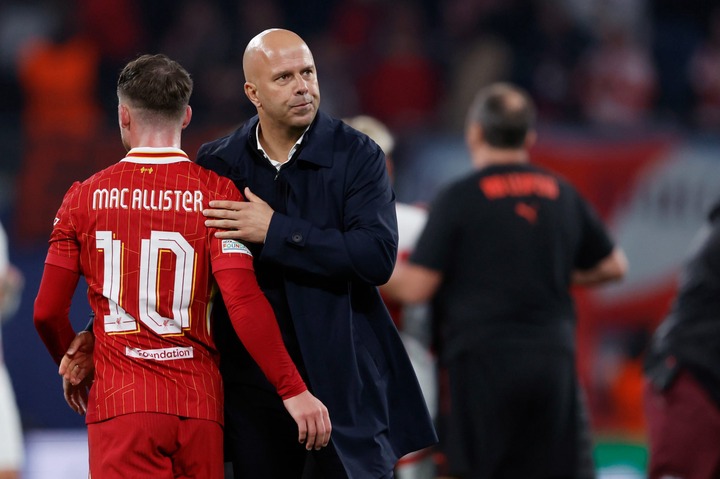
[261,146,398,286]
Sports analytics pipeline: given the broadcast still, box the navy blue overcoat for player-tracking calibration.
[197,111,437,478]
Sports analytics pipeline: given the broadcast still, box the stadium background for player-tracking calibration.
[0,0,718,476]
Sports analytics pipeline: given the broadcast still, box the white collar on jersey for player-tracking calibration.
[121,147,190,164]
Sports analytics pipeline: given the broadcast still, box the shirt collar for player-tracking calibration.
[255,124,308,171]
[121,147,190,164]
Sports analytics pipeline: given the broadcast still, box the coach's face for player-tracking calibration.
[243,29,320,133]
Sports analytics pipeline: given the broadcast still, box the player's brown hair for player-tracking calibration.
[117,54,193,119]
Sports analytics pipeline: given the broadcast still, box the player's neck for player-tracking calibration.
[473,147,528,169]
[130,129,183,150]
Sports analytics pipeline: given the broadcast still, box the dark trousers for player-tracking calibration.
[442,348,584,478]
[224,384,348,479]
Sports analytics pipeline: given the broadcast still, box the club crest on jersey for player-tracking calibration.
[222,239,252,256]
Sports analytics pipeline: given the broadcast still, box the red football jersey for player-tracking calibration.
[46,147,253,424]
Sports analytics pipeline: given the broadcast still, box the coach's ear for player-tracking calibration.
[245,82,260,108]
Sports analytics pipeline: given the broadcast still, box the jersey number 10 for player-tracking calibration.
[97,230,195,335]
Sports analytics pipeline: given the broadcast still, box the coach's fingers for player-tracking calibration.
[320,408,332,448]
[203,200,245,220]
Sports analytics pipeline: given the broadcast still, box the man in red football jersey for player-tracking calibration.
[33,53,330,479]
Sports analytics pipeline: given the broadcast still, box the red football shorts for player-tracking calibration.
[88,412,223,479]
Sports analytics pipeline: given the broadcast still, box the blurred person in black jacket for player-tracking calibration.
[384,82,627,479]
[644,201,720,479]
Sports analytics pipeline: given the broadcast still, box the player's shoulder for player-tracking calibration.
[65,163,120,197]
[190,161,232,185]
[192,164,242,201]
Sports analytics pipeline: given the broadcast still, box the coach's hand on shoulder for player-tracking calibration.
[203,188,274,244]
[283,390,332,450]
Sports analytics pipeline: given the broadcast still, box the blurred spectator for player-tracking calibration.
[324,0,384,118]
[593,329,648,436]
[608,331,647,436]
[0,0,714,136]
[0,1,56,114]
[158,0,231,125]
[308,32,360,119]
[357,1,440,132]
[439,35,512,132]
[77,0,145,61]
[328,0,381,56]
[235,0,283,45]
[688,8,720,131]
[277,0,338,38]
[574,20,657,128]
[650,0,706,125]
[188,0,285,127]
[76,0,147,121]
[573,0,648,35]
[16,2,101,139]
[527,0,593,122]
[0,220,24,479]
[644,200,720,478]
[383,82,628,478]
[0,1,57,204]
[440,0,520,45]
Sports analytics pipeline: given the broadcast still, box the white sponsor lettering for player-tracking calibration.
[125,346,194,361]
[92,188,203,212]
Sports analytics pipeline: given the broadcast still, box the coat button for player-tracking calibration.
[292,233,303,243]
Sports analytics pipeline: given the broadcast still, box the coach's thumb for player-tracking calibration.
[244,187,267,205]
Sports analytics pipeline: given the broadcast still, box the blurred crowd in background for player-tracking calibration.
[0,0,716,214]
[1,0,720,474]
[0,0,718,145]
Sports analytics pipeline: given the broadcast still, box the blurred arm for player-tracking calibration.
[380,261,442,304]
[572,247,628,287]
